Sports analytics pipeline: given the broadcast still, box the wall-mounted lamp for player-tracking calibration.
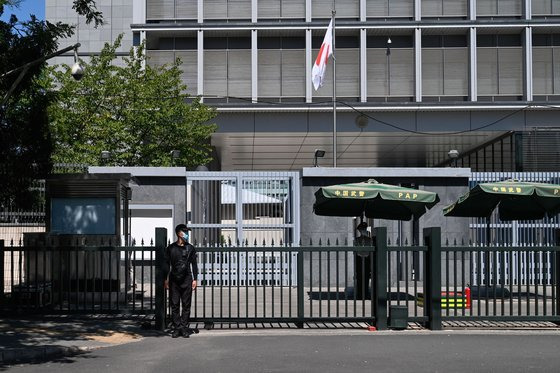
[314,149,326,167]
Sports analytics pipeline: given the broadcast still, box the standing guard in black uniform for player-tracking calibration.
[164,224,198,338]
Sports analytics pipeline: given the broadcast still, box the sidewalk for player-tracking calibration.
[0,315,163,366]
[2,316,560,367]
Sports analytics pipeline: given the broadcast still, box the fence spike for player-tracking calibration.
[298,238,302,247]
[396,237,400,246]
[131,238,136,246]
[141,238,145,247]
[18,238,22,247]
[271,238,275,247]
[461,237,465,246]
[318,238,322,246]
[245,238,249,247]
[453,238,457,246]
[236,238,240,247]
[327,238,330,246]
[344,237,348,246]
[309,238,313,246]
[262,239,266,247]
[254,238,258,247]
[445,237,449,246]
[404,237,408,246]
[108,237,113,246]
[10,238,13,247]
[469,238,473,246]
[279,238,283,247]
[228,237,232,247]
[336,237,339,246]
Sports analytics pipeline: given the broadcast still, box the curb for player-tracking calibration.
[0,345,93,366]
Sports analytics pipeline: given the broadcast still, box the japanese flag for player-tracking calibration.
[312,19,334,91]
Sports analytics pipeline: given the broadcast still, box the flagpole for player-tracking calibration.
[332,8,337,167]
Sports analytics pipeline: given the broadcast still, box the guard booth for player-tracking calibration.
[20,173,133,308]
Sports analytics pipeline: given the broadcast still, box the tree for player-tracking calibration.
[48,35,217,167]
[0,0,103,208]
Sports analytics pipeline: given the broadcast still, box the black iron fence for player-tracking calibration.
[2,227,560,330]
[0,240,156,315]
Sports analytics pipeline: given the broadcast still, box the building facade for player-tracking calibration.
[46,0,560,171]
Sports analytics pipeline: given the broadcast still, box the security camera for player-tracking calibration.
[71,62,84,81]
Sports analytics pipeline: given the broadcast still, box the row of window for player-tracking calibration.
[147,0,560,20]
[147,46,560,98]
[147,34,560,50]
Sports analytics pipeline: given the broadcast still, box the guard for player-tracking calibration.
[164,224,198,338]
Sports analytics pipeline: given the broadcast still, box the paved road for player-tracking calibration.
[5,330,560,373]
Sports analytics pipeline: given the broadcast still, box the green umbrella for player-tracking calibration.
[443,179,560,221]
[313,179,440,221]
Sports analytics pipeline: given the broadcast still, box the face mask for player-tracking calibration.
[181,231,189,242]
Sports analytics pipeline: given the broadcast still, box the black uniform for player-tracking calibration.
[164,242,198,331]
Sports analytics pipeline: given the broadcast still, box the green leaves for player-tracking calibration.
[48,35,217,168]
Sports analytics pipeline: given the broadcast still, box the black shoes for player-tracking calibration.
[171,327,199,338]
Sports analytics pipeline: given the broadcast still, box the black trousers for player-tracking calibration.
[169,277,193,330]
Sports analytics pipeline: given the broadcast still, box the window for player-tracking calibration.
[533,35,560,95]
[532,0,560,16]
[367,0,414,18]
[258,0,306,19]
[366,35,414,99]
[203,37,252,99]
[477,0,522,17]
[204,0,251,20]
[313,0,359,18]
[421,0,468,17]
[147,50,198,95]
[477,42,523,96]
[146,0,198,20]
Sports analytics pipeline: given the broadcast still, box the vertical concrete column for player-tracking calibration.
[306,29,312,103]
[140,31,146,69]
[360,0,366,21]
[524,27,533,101]
[197,30,204,98]
[469,0,476,20]
[524,0,531,20]
[414,28,422,102]
[469,27,477,101]
[252,30,258,102]
[252,0,258,22]
[360,28,367,102]
[415,0,422,21]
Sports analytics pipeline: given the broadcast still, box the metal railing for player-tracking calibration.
[0,240,156,315]
[3,227,560,330]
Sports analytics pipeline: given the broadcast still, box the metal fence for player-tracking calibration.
[3,227,560,330]
[186,171,300,247]
[0,240,156,314]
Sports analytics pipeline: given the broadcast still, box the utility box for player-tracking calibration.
[389,305,408,330]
